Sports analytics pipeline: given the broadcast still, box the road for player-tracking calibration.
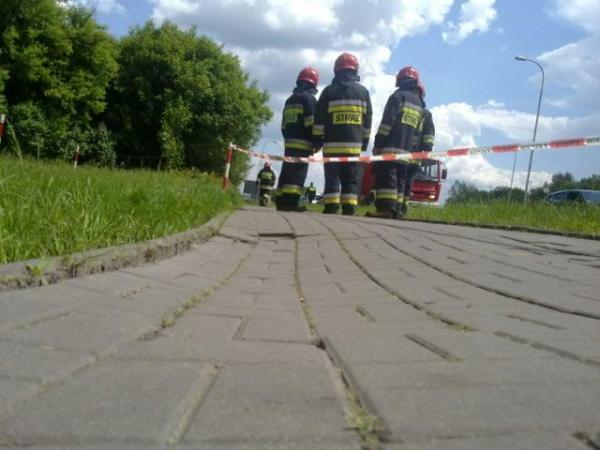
[1,207,599,449]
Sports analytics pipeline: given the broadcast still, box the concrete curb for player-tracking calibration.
[0,212,231,293]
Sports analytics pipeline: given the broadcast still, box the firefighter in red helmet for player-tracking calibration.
[401,80,435,215]
[369,65,423,218]
[313,53,373,215]
[257,161,276,207]
[276,67,320,211]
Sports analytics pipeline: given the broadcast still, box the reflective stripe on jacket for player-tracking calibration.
[313,73,373,156]
[374,89,423,155]
[282,88,317,154]
[257,169,276,187]
[411,108,435,152]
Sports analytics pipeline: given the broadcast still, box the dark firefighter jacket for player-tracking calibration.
[374,89,423,155]
[257,168,276,189]
[412,107,435,152]
[281,86,318,153]
[306,185,317,195]
[313,72,373,156]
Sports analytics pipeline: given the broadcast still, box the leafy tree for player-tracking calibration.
[546,172,577,192]
[447,181,488,203]
[579,174,600,190]
[0,0,118,164]
[107,21,272,182]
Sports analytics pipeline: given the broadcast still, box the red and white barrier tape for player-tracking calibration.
[230,135,600,164]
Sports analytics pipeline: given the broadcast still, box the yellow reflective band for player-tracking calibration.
[283,108,302,124]
[284,107,303,115]
[400,106,421,128]
[324,196,340,204]
[328,105,366,114]
[382,147,408,154]
[312,125,324,136]
[341,198,358,206]
[422,135,434,144]
[280,187,303,195]
[333,111,362,125]
[323,147,361,155]
[285,140,312,151]
[376,193,398,200]
[304,117,314,127]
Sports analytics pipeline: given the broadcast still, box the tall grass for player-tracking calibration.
[408,201,600,237]
[306,201,600,237]
[0,156,241,264]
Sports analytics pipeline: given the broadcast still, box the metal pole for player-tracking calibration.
[508,153,517,202]
[0,114,5,147]
[222,145,234,189]
[73,146,80,169]
[516,57,544,203]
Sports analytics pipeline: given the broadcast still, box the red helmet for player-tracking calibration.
[334,53,359,73]
[396,66,419,86]
[417,80,426,99]
[297,67,319,86]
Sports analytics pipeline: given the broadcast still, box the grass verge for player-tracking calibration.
[306,201,600,238]
[0,156,241,264]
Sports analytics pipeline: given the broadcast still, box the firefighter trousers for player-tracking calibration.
[404,163,420,198]
[323,161,359,215]
[277,149,310,209]
[375,160,408,212]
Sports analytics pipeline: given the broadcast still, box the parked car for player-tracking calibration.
[544,189,600,205]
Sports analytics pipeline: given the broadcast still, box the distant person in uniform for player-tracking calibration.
[305,182,317,204]
[257,162,276,207]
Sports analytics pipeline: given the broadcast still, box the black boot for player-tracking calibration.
[342,205,356,216]
[366,209,394,219]
[323,204,339,214]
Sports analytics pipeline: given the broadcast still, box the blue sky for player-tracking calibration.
[79,0,599,191]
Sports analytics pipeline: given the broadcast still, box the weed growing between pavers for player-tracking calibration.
[345,388,385,450]
[285,228,384,450]
[156,242,252,331]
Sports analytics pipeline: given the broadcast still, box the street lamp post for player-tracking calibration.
[515,55,545,203]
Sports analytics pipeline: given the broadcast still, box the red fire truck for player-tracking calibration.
[360,159,447,204]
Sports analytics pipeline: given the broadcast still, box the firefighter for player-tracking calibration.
[305,182,317,204]
[369,66,423,218]
[313,53,372,215]
[276,67,320,212]
[257,162,276,207]
[401,80,435,215]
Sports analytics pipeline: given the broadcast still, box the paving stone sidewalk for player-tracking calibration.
[1,207,599,449]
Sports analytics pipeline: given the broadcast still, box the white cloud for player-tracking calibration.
[151,0,596,194]
[538,35,600,111]
[442,0,497,44]
[67,0,126,14]
[431,102,599,191]
[537,0,600,111]
[551,0,600,34]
